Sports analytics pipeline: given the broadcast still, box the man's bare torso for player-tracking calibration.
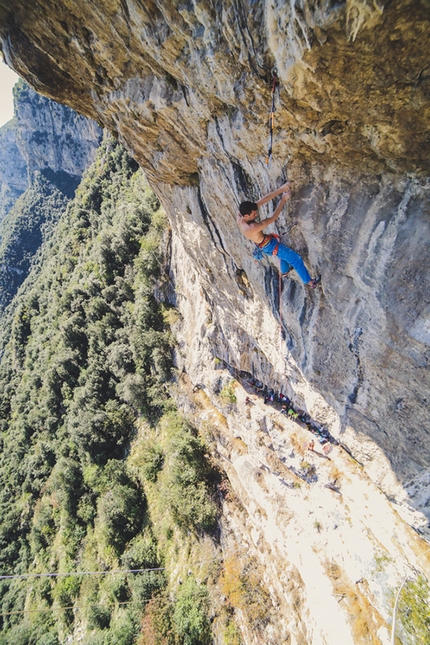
[237,182,291,245]
[236,213,266,244]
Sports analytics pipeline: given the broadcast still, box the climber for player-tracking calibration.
[236,182,320,288]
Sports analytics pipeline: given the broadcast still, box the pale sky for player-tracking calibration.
[0,60,20,127]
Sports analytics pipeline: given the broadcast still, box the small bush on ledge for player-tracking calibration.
[219,380,237,404]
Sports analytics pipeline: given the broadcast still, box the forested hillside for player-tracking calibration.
[0,138,220,645]
[0,167,79,314]
[0,80,102,314]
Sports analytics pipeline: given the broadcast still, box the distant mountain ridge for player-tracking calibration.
[0,80,102,314]
[0,119,27,224]
[12,80,102,178]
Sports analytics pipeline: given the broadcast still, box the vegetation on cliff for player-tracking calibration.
[0,167,79,313]
[0,137,219,645]
[0,79,102,314]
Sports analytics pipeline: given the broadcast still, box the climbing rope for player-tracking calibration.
[263,68,284,341]
[278,265,283,345]
[266,69,279,166]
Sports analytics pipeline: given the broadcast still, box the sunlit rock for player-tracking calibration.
[0,1,428,641]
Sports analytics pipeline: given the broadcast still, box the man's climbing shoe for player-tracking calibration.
[308,276,321,289]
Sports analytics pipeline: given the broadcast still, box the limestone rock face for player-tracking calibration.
[0,0,428,180]
[1,0,428,520]
[0,120,27,223]
[12,81,102,178]
[0,81,102,224]
[0,120,27,192]
[0,0,429,632]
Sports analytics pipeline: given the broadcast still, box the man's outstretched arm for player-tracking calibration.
[256,181,291,207]
[250,193,291,233]
[262,192,290,224]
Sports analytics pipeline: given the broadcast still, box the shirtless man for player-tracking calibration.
[236,182,320,288]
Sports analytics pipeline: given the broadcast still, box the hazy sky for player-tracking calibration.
[0,60,20,127]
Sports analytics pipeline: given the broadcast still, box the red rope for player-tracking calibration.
[279,265,282,344]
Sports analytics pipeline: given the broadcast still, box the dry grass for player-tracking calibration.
[138,596,172,645]
[324,560,385,644]
[290,433,309,456]
[329,464,342,482]
[161,303,182,327]
[265,450,292,478]
[219,556,244,608]
[219,554,272,624]
[288,582,304,614]
[231,437,248,456]
[193,389,229,428]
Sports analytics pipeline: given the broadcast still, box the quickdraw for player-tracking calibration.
[265,69,280,166]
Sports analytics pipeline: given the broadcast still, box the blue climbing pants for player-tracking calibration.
[261,237,311,284]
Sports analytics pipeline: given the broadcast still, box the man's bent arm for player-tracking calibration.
[252,194,290,232]
[256,181,290,207]
[265,193,289,223]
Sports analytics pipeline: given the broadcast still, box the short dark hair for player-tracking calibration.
[239,201,258,216]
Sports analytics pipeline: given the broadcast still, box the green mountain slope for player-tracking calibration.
[0,137,219,645]
[0,168,79,314]
[0,80,102,315]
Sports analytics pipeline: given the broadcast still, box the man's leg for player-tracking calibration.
[280,260,293,276]
[276,243,311,284]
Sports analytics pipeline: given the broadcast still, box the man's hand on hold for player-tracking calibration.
[281,189,291,203]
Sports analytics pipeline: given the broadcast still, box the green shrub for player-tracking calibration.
[219,381,237,404]
[53,575,81,608]
[108,575,130,603]
[128,571,166,604]
[102,616,137,645]
[139,441,164,483]
[49,458,83,515]
[87,604,111,630]
[121,534,159,570]
[97,483,144,554]
[0,137,177,643]
[224,621,242,645]
[164,480,217,532]
[173,577,211,645]
[80,634,106,645]
[160,414,218,532]
[398,576,430,644]
[30,499,56,553]
[35,631,60,645]
[76,493,97,524]
[0,622,33,645]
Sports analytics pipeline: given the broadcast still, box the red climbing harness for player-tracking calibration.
[257,233,280,255]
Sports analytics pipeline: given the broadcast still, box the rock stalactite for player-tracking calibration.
[0,0,429,567]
